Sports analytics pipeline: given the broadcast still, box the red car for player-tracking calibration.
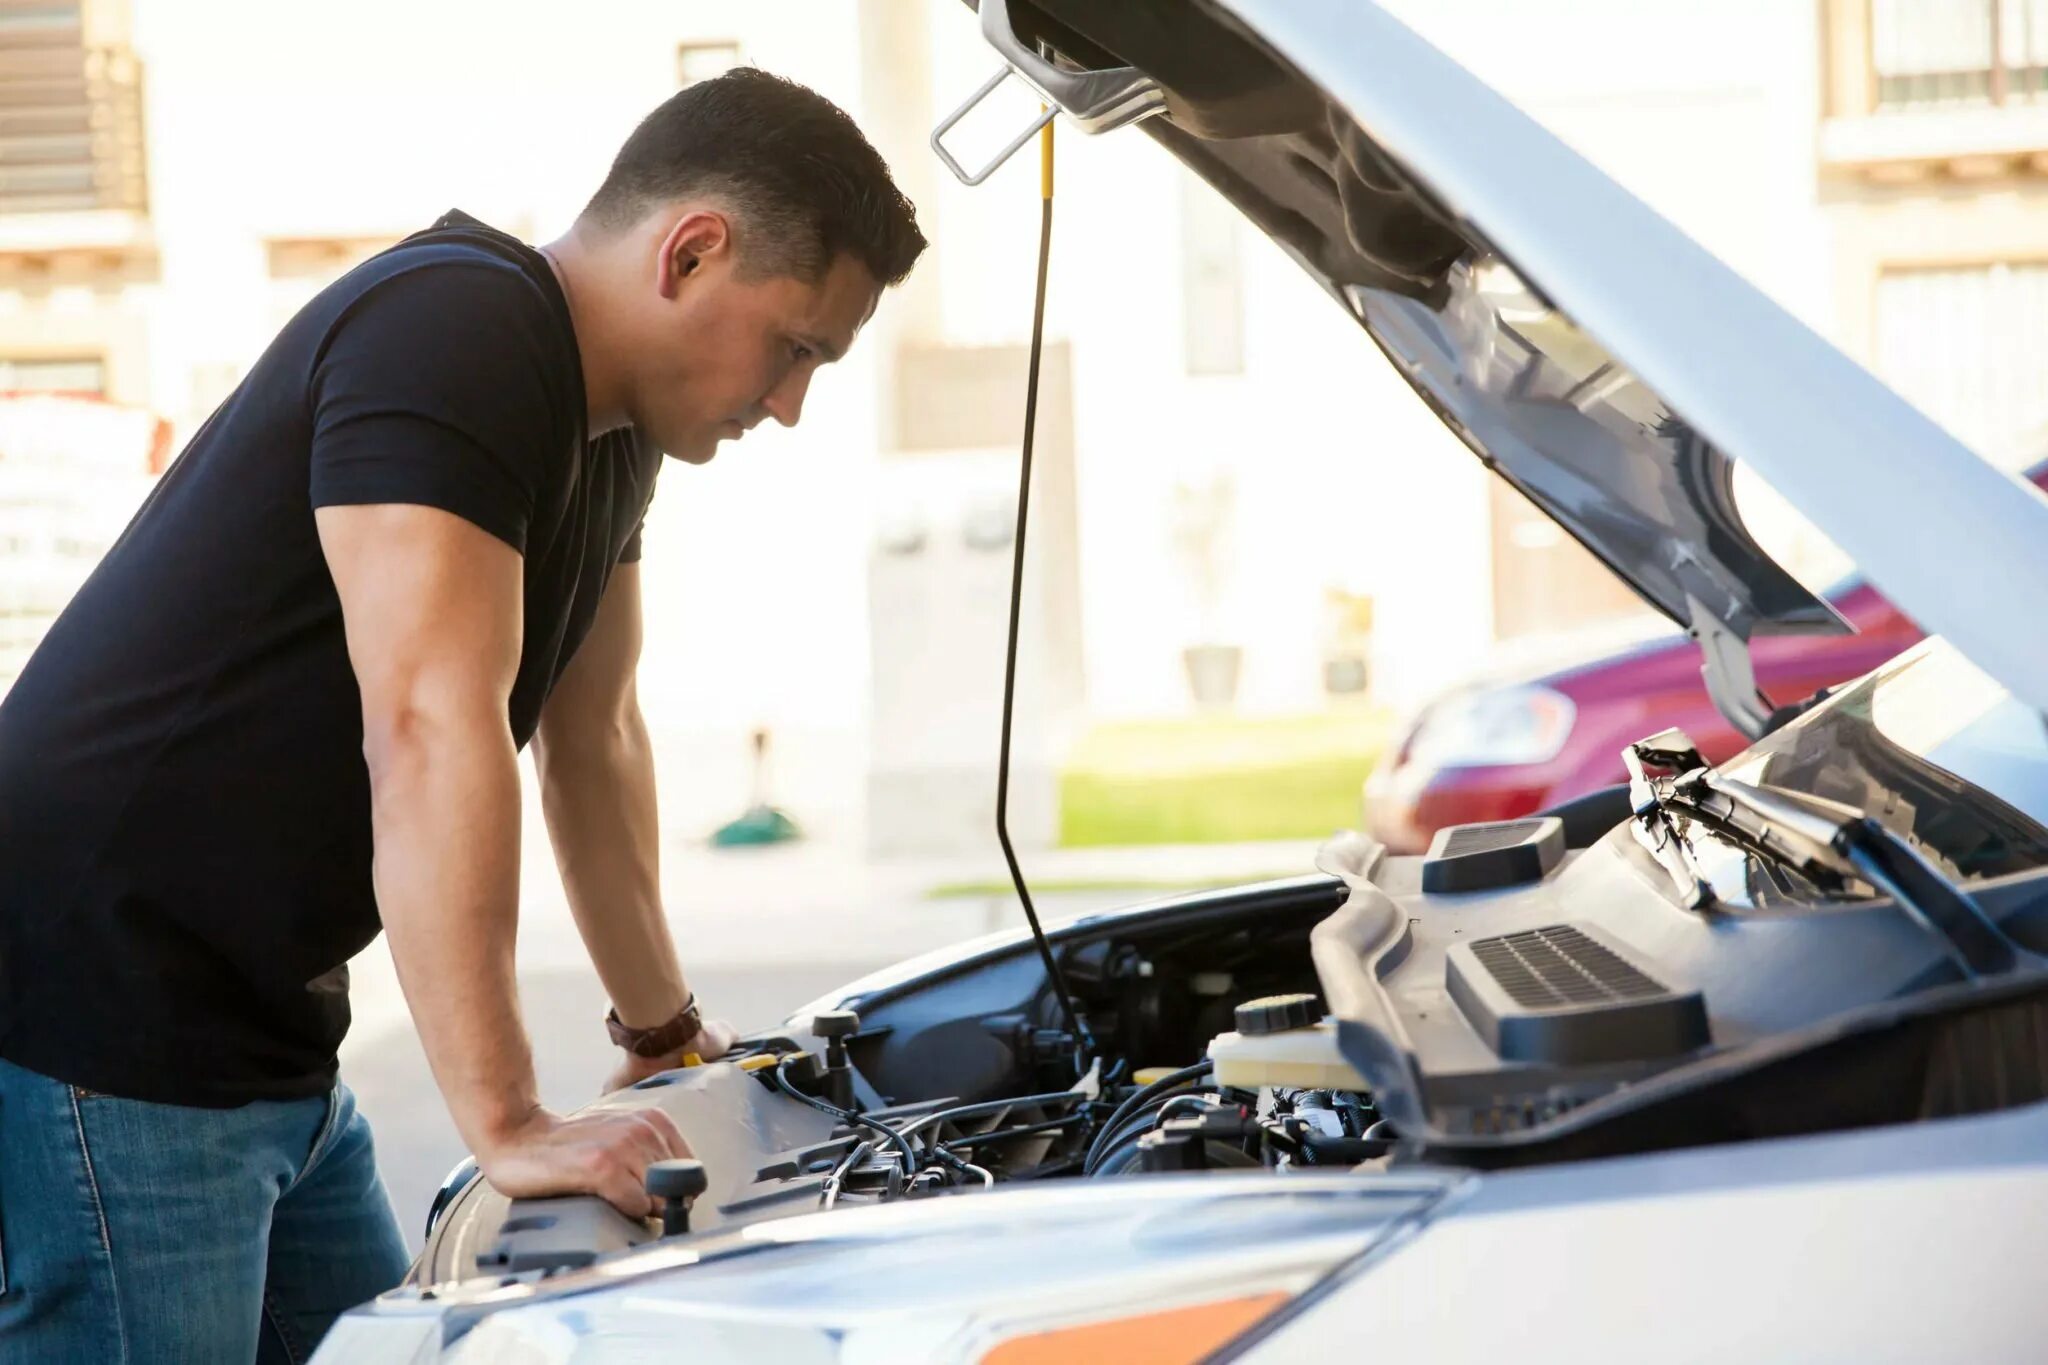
[1365,464,2048,853]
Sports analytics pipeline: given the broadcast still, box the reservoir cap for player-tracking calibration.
[1234,993,1320,1037]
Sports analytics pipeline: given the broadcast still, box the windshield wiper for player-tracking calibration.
[1622,729,2024,979]
[1621,730,1719,911]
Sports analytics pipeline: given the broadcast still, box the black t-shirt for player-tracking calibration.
[0,210,660,1106]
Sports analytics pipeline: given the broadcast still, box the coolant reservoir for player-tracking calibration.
[1207,993,1371,1091]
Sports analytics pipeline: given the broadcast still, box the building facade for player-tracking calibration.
[1820,0,2048,463]
[0,2,2040,850]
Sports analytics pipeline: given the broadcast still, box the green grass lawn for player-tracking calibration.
[924,874,1300,901]
[1058,709,1392,847]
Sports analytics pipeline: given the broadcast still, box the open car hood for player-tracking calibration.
[958,0,2048,720]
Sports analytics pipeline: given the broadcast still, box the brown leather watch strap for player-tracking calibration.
[605,995,704,1058]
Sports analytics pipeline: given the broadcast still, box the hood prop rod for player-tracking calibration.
[995,119,1093,1070]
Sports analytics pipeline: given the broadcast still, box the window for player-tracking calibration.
[677,41,740,88]
[0,356,102,394]
[1877,261,2048,462]
[1871,0,2048,110]
[0,0,146,213]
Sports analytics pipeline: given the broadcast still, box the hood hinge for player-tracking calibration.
[1687,595,1773,741]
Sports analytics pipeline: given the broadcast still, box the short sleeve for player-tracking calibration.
[612,428,658,564]
[309,260,571,554]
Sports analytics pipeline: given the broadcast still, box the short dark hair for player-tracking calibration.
[582,67,926,288]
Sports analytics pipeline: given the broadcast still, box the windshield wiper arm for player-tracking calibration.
[1623,729,2023,979]
[1831,816,2021,978]
[1621,730,1716,911]
[1692,775,2020,977]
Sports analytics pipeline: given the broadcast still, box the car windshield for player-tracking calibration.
[1696,637,2048,897]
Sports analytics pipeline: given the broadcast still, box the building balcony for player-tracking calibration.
[1822,103,2048,182]
[0,33,151,260]
[1822,0,2048,183]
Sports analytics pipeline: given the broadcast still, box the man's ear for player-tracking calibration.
[655,210,732,299]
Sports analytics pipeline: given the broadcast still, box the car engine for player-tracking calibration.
[419,872,1362,1284]
[422,811,2048,1287]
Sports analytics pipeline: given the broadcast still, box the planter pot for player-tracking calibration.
[1182,643,1243,710]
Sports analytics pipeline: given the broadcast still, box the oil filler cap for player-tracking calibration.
[1234,993,1320,1037]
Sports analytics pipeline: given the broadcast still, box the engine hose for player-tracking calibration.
[897,1089,1089,1144]
[772,1057,921,1177]
[1086,1088,1207,1167]
[1153,1094,1216,1125]
[929,1146,996,1189]
[1091,1125,1263,1178]
[1085,1079,1214,1170]
[937,1114,1085,1151]
[1083,1060,1215,1174]
[821,1139,874,1209]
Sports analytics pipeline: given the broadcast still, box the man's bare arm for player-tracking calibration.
[534,563,735,1084]
[317,503,686,1215]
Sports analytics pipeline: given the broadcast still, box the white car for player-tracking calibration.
[317,1,2048,1361]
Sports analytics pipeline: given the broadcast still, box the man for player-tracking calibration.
[0,68,924,1361]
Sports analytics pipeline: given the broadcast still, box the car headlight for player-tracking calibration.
[314,1176,1457,1365]
[1400,684,1576,768]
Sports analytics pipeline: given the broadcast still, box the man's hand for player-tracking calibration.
[601,1018,742,1094]
[478,1105,693,1220]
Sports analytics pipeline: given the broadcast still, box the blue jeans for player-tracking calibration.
[0,1057,412,1364]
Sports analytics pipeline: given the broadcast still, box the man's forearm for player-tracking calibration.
[369,710,539,1155]
[535,702,690,1028]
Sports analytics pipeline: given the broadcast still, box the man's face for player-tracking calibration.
[629,212,881,464]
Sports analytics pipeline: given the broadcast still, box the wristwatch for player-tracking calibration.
[605,994,705,1058]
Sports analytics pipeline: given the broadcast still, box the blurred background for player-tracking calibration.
[0,0,2043,1241]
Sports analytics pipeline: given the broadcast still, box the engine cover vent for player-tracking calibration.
[1475,925,1664,1009]
[1446,922,1709,1065]
[1441,822,1545,857]
[1422,816,1564,894]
